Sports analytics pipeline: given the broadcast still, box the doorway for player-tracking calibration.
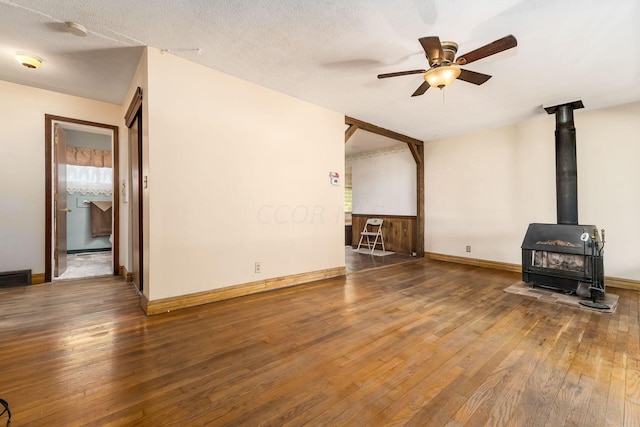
[344,117,424,274]
[44,115,119,283]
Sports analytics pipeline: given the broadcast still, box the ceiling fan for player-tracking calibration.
[377,34,517,97]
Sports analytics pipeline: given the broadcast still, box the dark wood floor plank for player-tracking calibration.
[578,315,615,427]
[381,303,538,425]
[0,260,638,426]
[625,291,640,427]
[508,309,585,427]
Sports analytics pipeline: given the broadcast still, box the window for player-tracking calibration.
[66,165,113,195]
[344,186,353,212]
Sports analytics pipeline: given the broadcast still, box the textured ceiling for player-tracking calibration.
[1,0,639,142]
[346,129,406,157]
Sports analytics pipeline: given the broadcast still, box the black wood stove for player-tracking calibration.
[521,223,604,300]
[521,100,606,305]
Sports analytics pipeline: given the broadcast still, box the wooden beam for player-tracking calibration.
[407,143,420,164]
[345,116,423,146]
[345,123,358,142]
[404,142,424,255]
[415,144,425,255]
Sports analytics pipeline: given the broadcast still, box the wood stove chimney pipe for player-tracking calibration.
[544,100,584,225]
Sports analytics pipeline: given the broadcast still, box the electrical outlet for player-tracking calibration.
[254,262,261,273]
[466,245,471,253]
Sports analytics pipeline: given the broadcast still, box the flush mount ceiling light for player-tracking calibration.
[15,53,42,69]
[423,65,462,89]
[65,21,88,37]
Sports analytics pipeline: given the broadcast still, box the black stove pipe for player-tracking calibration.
[544,100,584,225]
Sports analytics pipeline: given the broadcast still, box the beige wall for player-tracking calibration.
[144,48,345,300]
[425,101,640,280]
[349,146,417,216]
[0,80,124,275]
[6,53,635,293]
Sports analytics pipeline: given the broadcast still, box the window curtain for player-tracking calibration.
[67,165,113,195]
[66,146,112,168]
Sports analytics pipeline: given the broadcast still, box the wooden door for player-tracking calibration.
[54,124,69,277]
[129,112,143,291]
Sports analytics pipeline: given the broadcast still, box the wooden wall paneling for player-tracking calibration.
[352,214,416,254]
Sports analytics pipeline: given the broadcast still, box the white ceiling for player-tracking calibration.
[1,0,639,143]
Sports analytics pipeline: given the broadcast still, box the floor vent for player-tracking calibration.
[0,269,32,288]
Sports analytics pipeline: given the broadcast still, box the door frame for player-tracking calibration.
[44,114,120,283]
[125,87,143,292]
[53,124,69,277]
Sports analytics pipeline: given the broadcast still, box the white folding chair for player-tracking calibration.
[356,218,385,254]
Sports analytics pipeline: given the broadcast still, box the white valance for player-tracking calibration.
[66,165,113,195]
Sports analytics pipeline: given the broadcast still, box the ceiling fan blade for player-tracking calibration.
[377,69,427,79]
[456,34,517,65]
[418,36,444,66]
[457,69,492,85]
[411,81,431,97]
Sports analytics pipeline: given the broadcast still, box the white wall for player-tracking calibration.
[144,48,345,300]
[350,145,417,215]
[425,101,640,280]
[0,80,125,275]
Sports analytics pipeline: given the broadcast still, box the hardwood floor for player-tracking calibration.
[1,260,639,426]
[345,245,416,273]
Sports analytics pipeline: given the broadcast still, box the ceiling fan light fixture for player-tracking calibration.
[424,65,461,89]
[15,53,42,69]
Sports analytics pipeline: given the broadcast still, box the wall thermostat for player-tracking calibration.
[329,172,340,186]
